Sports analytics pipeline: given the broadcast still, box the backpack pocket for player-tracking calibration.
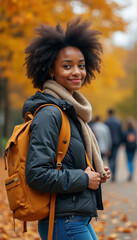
[5,173,26,211]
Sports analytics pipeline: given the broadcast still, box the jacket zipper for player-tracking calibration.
[5,177,19,186]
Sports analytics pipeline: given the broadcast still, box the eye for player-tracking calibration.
[79,64,85,69]
[63,65,71,69]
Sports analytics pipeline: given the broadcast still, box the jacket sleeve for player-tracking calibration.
[25,106,87,194]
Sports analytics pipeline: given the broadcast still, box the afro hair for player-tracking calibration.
[25,18,103,90]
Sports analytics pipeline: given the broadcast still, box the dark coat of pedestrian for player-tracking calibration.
[105,108,122,181]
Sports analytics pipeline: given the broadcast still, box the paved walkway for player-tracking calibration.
[0,147,137,239]
[92,146,137,240]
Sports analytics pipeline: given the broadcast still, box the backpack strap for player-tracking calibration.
[28,103,70,240]
[47,105,71,240]
[24,103,51,122]
[85,152,95,172]
[32,103,71,167]
[32,103,71,168]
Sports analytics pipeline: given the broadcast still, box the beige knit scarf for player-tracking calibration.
[43,80,107,178]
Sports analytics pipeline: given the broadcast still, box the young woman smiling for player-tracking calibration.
[23,18,110,240]
[49,46,86,94]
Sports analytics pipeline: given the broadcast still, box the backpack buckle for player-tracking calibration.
[62,104,66,110]
[56,163,62,168]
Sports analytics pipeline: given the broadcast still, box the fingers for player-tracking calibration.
[101,166,111,183]
[101,179,106,183]
[84,166,111,188]
[88,172,101,190]
[104,166,109,171]
[104,166,111,178]
[94,178,101,189]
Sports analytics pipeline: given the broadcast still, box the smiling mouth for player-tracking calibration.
[68,79,82,82]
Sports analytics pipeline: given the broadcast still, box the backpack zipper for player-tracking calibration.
[5,177,19,186]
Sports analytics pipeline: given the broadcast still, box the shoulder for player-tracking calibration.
[32,105,62,129]
[37,104,62,117]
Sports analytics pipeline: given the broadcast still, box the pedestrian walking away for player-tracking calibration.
[122,116,137,181]
[23,18,110,240]
[91,116,112,159]
[105,108,122,181]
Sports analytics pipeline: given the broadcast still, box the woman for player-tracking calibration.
[123,117,137,181]
[23,18,110,240]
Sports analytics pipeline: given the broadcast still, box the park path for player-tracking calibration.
[0,146,137,240]
[92,146,137,240]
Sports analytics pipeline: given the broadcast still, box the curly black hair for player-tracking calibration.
[25,18,102,90]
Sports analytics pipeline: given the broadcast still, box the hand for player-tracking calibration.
[101,166,111,183]
[84,166,101,190]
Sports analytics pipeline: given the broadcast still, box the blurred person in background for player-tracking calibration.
[91,116,112,159]
[122,116,137,181]
[105,108,122,181]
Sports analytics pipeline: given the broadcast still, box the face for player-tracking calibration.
[50,46,86,95]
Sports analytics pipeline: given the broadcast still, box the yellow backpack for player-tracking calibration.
[4,104,71,240]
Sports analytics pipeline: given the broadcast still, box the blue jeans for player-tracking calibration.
[126,150,135,174]
[38,215,98,240]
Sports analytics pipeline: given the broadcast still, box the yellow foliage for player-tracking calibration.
[0,0,130,112]
[80,46,131,118]
[101,45,127,86]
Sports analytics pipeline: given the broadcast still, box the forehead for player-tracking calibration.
[56,46,85,60]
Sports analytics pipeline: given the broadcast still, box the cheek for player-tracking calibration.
[82,70,87,78]
[81,70,87,84]
[55,69,69,78]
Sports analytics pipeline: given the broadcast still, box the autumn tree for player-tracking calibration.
[0,0,129,153]
[0,0,127,104]
[116,43,137,119]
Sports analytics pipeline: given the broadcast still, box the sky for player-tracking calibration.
[73,0,137,49]
[112,0,137,48]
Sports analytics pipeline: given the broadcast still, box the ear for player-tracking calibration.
[49,68,55,78]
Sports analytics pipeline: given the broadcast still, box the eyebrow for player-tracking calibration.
[62,59,85,63]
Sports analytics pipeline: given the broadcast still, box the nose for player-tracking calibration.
[72,66,81,76]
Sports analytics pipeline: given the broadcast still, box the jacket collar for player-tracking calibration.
[22,91,73,118]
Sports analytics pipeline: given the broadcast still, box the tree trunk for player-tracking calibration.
[0,77,9,156]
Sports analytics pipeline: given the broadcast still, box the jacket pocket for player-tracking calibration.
[5,173,25,211]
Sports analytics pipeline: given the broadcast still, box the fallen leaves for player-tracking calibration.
[115,225,133,233]
[91,183,137,240]
[107,233,118,240]
[115,220,137,234]
[119,213,128,222]
[111,210,119,218]
[0,158,137,239]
